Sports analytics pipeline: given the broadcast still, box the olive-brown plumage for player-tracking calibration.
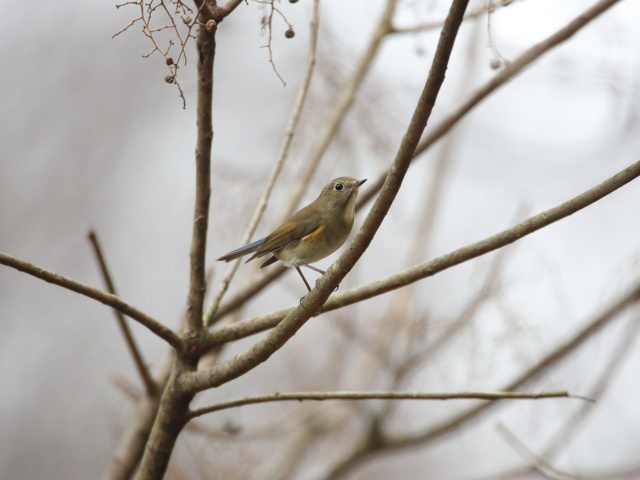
[217,177,366,292]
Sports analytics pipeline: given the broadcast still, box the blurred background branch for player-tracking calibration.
[88,230,158,396]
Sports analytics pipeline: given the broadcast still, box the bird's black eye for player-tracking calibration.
[334,183,344,191]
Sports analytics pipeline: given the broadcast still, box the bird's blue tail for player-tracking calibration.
[217,238,266,262]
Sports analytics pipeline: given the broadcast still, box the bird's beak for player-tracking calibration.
[355,178,367,187]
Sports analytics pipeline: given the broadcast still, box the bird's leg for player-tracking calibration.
[300,263,325,275]
[300,263,339,291]
[295,267,312,293]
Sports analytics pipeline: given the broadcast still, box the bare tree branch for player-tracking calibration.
[88,230,158,396]
[180,0,472,394]
[203,159,640,349]
[189,390,585,418]
[183,11,216,335]
[0,251,182,350]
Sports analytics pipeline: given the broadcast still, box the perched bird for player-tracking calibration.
[217,177,367,293]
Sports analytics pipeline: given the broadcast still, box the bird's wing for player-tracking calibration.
[247,214,322,261]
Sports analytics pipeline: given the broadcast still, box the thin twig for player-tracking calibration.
[204,0,321,327]
[88,230,158,396]
[497,423,578,480]
[114,0,241,108]
[190,390,582,418]
[258,0,289,85]
[203,159,640,349]
[0,251,182,350]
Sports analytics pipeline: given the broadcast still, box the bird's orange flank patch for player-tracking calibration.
[301,225,324,243]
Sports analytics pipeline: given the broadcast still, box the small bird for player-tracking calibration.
[217,177,367,293]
